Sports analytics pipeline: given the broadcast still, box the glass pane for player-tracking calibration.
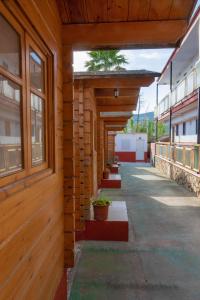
[187,72,194,95]
[0,75,22,176]
[31,93,45,166]
[0,14,20,76]
[30,49,44,92]
[177,80,185,102]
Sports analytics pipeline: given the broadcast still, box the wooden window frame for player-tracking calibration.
[26,35,49,175]
[0,6,54,188]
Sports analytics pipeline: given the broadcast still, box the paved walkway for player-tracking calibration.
[70,163,200,300]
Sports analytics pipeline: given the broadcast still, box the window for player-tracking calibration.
[176,124,179,136]
[0,14,20,76]
[0,10,53,186]
[183,122,186,135]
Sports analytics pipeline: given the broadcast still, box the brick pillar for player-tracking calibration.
[63,46,75,267]
[78,81,86,230]
[104,128,108,169]
[83,87,93,219]
[108,132,115,163]
[74,81,81,231]
[74,80,85,231]
[97,115,105,186]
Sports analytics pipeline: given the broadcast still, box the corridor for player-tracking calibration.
[70,163,200,300]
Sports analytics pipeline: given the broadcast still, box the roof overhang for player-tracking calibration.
[74,70,159,124]
[159,11,199,85]
[58,0,197,49]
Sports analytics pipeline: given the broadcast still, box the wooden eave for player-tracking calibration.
[58,0,197,49]
[97,105,136,112]
[95,88,139,98]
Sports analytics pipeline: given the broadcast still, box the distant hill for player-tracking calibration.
[133,112,154,123]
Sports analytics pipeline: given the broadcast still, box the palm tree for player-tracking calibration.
[85,50,128,71]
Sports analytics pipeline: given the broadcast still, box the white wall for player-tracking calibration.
[115,133,148,152]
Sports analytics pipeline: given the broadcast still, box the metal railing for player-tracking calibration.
[155,142,200,173]
[0,142,44,176]
[156,67,200,117]
[0,144,22,176]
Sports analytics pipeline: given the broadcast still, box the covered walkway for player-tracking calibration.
[70,163,200,300]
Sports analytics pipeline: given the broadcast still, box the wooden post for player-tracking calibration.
[169,62,173,144]
[182,146,186,167]
[197,88,200,144]
[156,83,159,141]
[191,147,195,170]
[63,46,75,268]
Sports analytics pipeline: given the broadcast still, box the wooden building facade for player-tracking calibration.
[0,0,197,299]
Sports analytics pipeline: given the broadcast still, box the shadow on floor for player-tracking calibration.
[70,163,200,300]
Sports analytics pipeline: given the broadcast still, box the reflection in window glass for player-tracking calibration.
[177,81,185,102]
[187,72,193,95]
[30,50,44,92]
[31,93,45,165]
[0,14,20,76]
[0,75,22,176]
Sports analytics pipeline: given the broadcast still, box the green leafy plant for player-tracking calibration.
[85,50,128,71]
[92,195,112,206]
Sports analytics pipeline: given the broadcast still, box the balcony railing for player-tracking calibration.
[156,142,200,173]
[0,144,22,176]
[157,67,200,117]
[0,143,44,176]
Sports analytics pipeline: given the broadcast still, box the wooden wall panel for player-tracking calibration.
[0,1,65,299]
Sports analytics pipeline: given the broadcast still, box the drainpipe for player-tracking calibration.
[197,87,200,144]
[169,61,173,145]
[155,83,159,141]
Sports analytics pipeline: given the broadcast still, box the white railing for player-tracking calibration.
[156,142,200,173]
[157,67,199,117]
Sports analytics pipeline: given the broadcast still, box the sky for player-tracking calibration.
[73,49,173,113]
[73,1,200,114]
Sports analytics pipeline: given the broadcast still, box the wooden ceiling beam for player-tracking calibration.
[97,105,136,112]
[96,97,137,106]
[104,121,127,126]
[83,77,154,88]
[101,116,130,122]
[95,88,139,97]
[105,127,125,131]
[62,20,187,50]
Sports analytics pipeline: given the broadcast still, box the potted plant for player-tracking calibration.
[92,195,112,221]
[103,167,110,179]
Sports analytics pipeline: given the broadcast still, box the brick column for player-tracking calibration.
[108,132,115,163]
[104,127,108,169]
[74,80,85,231]
[83,87,93,218]
[63,46,75,267]
[97,115,105,186]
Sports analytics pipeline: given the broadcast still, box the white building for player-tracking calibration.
[115,133,148,162]
[156,8,200,144]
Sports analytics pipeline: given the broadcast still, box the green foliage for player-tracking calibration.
[92,194,112,206]
[124,118,167,142]
[157,122,166,138]
[85,50,128,71]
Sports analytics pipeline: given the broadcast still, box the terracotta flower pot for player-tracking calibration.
[93,205,109,221]
[103,168,110,179]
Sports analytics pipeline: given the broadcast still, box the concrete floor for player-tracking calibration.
[70,163,200,300]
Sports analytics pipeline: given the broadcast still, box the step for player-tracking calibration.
[101,174,121,188]
[76,201,128,242]
[110,164,119,174]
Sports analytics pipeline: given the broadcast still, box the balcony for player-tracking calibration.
[157,66,200,118]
